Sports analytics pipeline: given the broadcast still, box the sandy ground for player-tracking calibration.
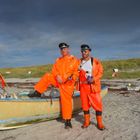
[0,90,140,140]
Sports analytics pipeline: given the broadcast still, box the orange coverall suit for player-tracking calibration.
[34,55,79,120]
[79,58,103,112]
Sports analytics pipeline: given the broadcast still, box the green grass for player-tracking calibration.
[0,58,140,79]
[102,58,140,79]
[0,64,53,78]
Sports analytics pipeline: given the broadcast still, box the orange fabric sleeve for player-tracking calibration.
[93,59,103,82]
[71,58,80,82]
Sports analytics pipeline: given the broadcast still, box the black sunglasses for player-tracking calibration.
[81,50,89,53]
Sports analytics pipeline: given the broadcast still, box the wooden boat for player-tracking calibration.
[0,86,108,130]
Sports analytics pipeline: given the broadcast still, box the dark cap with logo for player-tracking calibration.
[59,42,69,49]
[81,44,91,51]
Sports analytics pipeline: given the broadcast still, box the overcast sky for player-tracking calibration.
[0,0,140,68]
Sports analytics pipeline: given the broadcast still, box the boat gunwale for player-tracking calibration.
[0,94,81,102]
[0,87,107,102]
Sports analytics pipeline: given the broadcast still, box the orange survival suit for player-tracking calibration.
[34,55,79,120]
[79,57,105,130]
[79,57,103,111]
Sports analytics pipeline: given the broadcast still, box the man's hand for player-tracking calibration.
[56,75,63,84]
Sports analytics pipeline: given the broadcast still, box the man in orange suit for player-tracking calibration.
[28,43,79,129]
[79,44,105,130]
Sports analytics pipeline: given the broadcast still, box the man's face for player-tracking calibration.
[60,47,69,56]
[81,49,90,59]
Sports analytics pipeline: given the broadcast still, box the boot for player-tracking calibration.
[81,110,90,128]
[64,120,69,129]
[96,111,105,130]
[67,119,72,128]
[28,90,41,98]
[65,119,72,129]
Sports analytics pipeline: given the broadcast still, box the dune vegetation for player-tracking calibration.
[0,58,140,79]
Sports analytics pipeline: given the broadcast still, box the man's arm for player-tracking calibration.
[72,58,80,82]
[93,59,103,82]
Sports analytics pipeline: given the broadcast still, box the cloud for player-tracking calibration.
[0,0,140,67]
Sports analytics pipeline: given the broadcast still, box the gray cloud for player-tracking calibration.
[0,0,140,67]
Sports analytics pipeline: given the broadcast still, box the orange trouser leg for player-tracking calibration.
[34,73,57,94]
[80,84,102,112]
[59,84,74,120]
[88,92,103,112]
[80,85,91,111]
[35,73,74,120]
[80,92,90,111]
